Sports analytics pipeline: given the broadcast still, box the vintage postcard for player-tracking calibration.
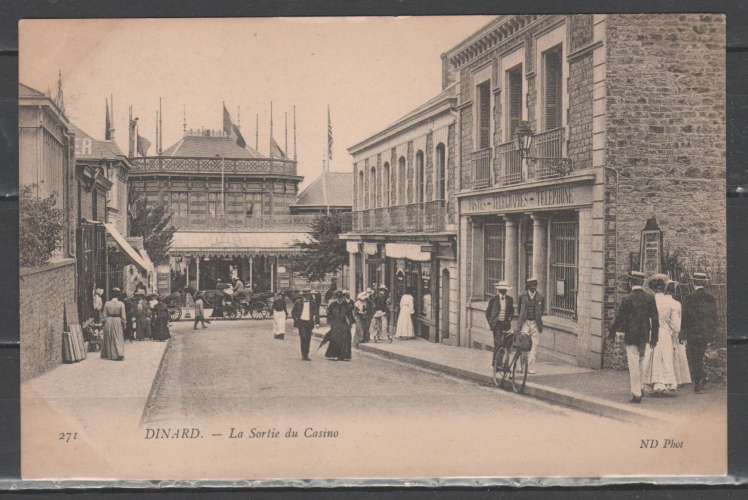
[19,15,727,481]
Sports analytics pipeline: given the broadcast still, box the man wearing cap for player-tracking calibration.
[681,273,718,393]
[372,286,391,343]
[292,289,319,361]
[517,277,545,374]
[486,281,514,367]
[609,271,660,403]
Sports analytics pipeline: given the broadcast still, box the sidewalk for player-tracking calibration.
[22,339,169,430]
[313,326,725,422]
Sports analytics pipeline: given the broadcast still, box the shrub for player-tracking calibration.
[20,184,64,267]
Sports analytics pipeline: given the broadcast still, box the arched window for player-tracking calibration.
[370,166,377,209]
[398,156,406,205]
[383,162,391,207]
[415,151,425,204]
[436,143,446,200]
[358,170,364,210]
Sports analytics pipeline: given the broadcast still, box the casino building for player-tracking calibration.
[348,14,725,369]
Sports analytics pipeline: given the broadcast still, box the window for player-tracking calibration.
[398,156,406,205]
[436,143,446,200]
[507,65,523,140]
[415,151,425,204]
[549,214,579,319]
[383,162,391,206]
[358,170,364,210]
[484,222,506,297]
[170,192,189,216]
[476,80,491,149]
[370,166,377,209]
[208,192,223,217]
[543,45,563,130]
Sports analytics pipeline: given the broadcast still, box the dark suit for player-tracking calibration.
[485,294,514,348]
[517,291,544,332]
[291,297,319,360]
[681,287,718,388]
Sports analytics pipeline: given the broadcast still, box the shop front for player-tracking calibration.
[459,175,606,368]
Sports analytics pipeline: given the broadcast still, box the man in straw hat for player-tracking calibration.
[517,277,544,374]
[681,272,718,393]
[291,289,319,361]
[486,281,514,367]
[609,270,660,403]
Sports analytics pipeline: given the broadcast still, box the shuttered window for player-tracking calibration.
[476,80,491,149]
[507,66,523,139]
[543,45,563,131]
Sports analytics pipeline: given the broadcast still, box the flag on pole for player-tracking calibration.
[137,134,151,157]
[327,105,333,161]
[223,104,247,148]
[270,137,287,159]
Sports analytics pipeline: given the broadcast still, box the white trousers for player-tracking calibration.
[625,344,646,397]
[521,320,541,369]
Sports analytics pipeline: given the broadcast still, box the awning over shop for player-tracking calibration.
[104,223,149,272]
[346,241,360,254]
[171,231,312,258]
[384,242,431,262]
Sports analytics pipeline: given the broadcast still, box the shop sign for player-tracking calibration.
[462,183,591,215]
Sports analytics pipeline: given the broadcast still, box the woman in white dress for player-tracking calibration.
[643,274,678,395]
[667,281,692,386]
[395,289,415,339]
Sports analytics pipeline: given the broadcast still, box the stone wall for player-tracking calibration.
[447,124,457,224]
[602,14,726,368]
[568,52,594,169]
[20,259,79,381]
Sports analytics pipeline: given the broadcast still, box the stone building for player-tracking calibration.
[19,83,78,380]
[442,14,724,367]
[344,87,460,343]
[128,127,317,294]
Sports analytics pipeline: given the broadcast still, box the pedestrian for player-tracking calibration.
[151,296,171,342]
[134,289,151,341]
[681,272,718,394]
[395,288,415,339]
[667,281,692,387]
[609,270,660,403]
[101,288,126,361]
[194,292,209,329]
[93,288,103,323]
[486,281,514,368]
[372,286,391,343]
[233,277,245,293]
[642,274,679,396]
[517,277,545,374]
[353,291,369,347]
[272,291,288,339]
[363,288,375,343]
[292,289,319,361]
[325,291,353,361]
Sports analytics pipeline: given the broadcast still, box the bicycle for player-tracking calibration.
[491,330,530,394]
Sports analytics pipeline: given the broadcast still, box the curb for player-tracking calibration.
[357,343,668,423]
[139,338,175,426]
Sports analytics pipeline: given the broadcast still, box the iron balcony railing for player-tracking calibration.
[497,140,523,185]
[472,148,492,188]
[528,127,565,181]
[351,200,448,234]
[129,156,298,177]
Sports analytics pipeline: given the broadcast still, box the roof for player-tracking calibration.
[293,171,352,208]
[19,83,47,98]
[348,84,457,154]
[171,231,312,257]
[161,134,263,159]
[71,124,128,161]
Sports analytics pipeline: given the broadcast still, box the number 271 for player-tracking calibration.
[58,432,78,443]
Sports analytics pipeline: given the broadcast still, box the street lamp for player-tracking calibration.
[514,120,572,177]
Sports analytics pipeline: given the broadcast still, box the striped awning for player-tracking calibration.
[170,231,311,258]
[104,223,149,271]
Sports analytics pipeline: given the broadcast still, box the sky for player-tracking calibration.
[20,16,493,189]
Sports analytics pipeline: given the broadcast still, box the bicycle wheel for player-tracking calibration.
[492,346,506,387]
[500,349,514,390]
[225,308,238,320]
[511,351,529,394]
[168,308,181,322]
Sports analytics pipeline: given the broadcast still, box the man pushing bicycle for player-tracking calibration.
[486,281,514,368]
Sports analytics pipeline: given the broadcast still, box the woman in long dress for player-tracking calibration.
[101,289,126,360]
[643,274,678,395]
[667,282,692,386]
[272,292,288,339]
[151,298,171,342]
[395,290,415,339]
[325,292,353,361]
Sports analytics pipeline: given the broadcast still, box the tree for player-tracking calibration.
[19,185,65,267]
[292,213,348,282]
[127,189,176,265]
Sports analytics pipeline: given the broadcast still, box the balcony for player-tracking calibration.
[528,127,565,181]
[472,148,492,188]
[129,156,298,177]
[351,200,448,234]
[497,140,523,185]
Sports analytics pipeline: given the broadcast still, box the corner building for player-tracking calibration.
[446,14,724,367]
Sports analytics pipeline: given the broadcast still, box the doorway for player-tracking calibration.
[441,268,450,340]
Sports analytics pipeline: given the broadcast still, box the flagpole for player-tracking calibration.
[293,105,297,161]
[255,113,259,151]
[323,106,329,215]
[284,111,288,155]
[158,97,163,154]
